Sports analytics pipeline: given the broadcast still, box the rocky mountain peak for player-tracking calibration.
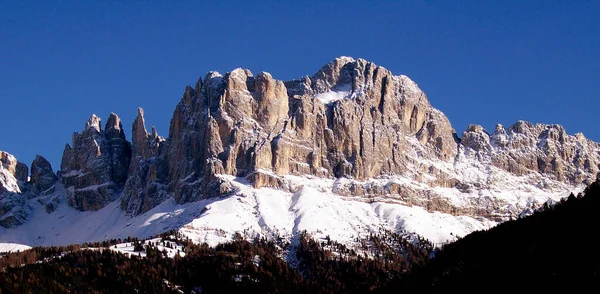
[461,124,491,152]
[85,114,102,133]
[0,151,26,194]
[104,112,126,140]
[0,151,29,228]
[491,124,508,147]
[121,108,167,215]
[0,151,27,183]
[132,108,149,157]
[61,113,131,211]
[508,120,533,134]
[119,56,459,208]
[30,155,57,194]
[494,124,506,134]
[311,56,389,95]
[131,107,164,161]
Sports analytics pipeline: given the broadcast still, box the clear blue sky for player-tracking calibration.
[1,0,598,171]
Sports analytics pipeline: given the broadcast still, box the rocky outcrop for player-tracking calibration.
[120,108,167,215]
[0,192,27,228]
[30,155,58,194]
[130,108,163,162]
[0,151,28,228]
[0,151,28,193]
[461,124,491,153]
[460,121,600,184]
[1,152,60,227]
[1,152,20,195]
[60,114,131,211]
[104,113,132,186]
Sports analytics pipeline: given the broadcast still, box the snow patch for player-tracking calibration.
[314,90,350,104]
[0,242,31,253]
[314,84,352,104]
[95,237,185,258]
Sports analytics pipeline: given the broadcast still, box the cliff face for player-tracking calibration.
[60,113,131,211]
[120,108,167,215]
[0,151,27,228]
[0,151,26,195]
[133,57,457,207]
[461,122,600,184]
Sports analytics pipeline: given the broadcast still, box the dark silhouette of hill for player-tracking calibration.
[384,181,600,292]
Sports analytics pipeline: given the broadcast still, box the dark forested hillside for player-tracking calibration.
[0,230,431,293]
[0,235,309,294]
[295,230,432,293]
[385,181,600,292]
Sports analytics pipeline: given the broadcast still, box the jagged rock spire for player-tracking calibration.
[61,113,131,211]
[85,114,102,132]
[0,150,27,194]
[0,151,29,228]
[121,107,166,215]
[104,112,126,140]
[30,155,57,193]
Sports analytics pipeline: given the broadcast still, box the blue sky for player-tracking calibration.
[1,0,598,171]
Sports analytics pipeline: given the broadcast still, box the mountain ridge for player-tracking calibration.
[0,57,596,249]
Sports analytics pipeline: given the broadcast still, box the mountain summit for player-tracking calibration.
[0,57,597,247]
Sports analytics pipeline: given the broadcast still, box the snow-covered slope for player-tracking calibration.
[0,243,31,253]
[0,180,478,249]
[0,169,577,251]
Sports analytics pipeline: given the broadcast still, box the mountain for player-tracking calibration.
[0,57,596,249]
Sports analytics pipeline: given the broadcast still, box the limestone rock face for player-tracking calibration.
[30,155,57,194]
[0,152,60,226]
[60,114,132,211]
[104,113,131,186]
[122,56,459,208]
[120,108,167,215]
[0,151,28,228]
[130,108,162,162]
[460,121,600,184]
[0,151,28,192]
[461,125,490,152]
[15,163,28,185]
